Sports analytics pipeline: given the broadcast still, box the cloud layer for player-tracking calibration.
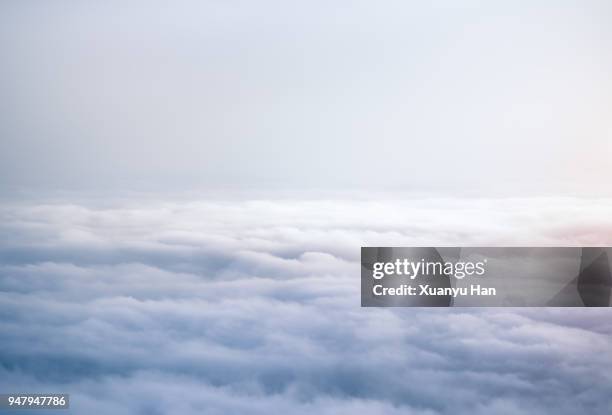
[1,196,612,414]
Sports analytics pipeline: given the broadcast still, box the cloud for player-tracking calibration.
[0,196,611,414]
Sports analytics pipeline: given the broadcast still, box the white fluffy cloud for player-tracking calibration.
[0,196,611,414]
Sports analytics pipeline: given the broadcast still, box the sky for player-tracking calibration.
[1,0,611,195]
[1,2,612,414]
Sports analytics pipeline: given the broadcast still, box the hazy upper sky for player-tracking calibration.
[1,1,611,195]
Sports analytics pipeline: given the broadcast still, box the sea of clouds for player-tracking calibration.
[1,196,611,414]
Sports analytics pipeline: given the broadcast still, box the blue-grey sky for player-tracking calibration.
[1,1,611,194]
